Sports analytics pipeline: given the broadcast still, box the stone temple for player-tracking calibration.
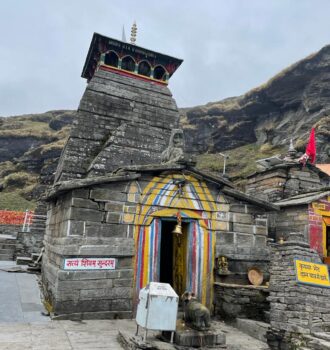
[42,32,279,318]
[54,33,183,181]
[39,31,330,349]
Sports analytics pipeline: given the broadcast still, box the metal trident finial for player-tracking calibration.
[130,21,137,45]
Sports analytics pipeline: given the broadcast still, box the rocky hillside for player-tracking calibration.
[0,111,74,209]
[181,45,330,163]
[1,45,330,210]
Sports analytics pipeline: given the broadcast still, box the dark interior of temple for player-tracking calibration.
[160,220,175,286]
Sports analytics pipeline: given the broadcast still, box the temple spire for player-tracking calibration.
[288,139,297,157]
[130,21,137,45]
[121,25,127,42]
[284,138,297,161]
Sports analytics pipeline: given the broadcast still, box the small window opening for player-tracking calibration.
[104,51,119,67]
[121,56,135,72]
[154,66,166,81]
[138,61,151,77]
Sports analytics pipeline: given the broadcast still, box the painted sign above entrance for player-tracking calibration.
[295,259,330,287]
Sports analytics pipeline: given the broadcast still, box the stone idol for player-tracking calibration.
[161,129,185,164]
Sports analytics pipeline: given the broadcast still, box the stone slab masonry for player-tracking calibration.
[55,68,180,182]
[267,232,330,350]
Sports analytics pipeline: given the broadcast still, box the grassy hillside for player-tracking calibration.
[0,110,285,211]
[196,143,285,190]
[0,111,73,211]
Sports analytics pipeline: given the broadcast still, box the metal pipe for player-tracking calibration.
[22,210,28,232]
[218,153,229,176]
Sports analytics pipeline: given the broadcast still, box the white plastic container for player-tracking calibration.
[136,282,178,341]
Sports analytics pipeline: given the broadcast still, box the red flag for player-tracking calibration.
[305,128,316,164]
[299,128,316,165]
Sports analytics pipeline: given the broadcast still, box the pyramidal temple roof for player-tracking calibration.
[54,32,183,182]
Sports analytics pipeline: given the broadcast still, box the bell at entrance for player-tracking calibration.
[159,220,188,297]
[172,223,182,235]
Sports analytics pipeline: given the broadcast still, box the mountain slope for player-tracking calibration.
[181,45,330,162]
[0,111,74,209]
[1,45,330,210]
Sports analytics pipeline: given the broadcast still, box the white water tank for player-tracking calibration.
[136,282,178,331]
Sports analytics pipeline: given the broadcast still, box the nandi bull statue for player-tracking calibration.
[181,291,211,331]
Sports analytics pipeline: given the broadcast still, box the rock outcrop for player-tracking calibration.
[181,45,330,162]
[0,111,74,208]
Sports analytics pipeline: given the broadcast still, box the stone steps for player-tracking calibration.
[0,253,14,261]
[0,248,15,255]
[0,235,16,261]
[305,335,330,350]
[16,256,33,265]
[313,333,330,342]
[0,243,16,249]
[0,234,16,239]
[26,227,45,233]
[235,318,269,343]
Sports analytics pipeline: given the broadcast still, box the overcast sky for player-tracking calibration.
[1,0,330,116]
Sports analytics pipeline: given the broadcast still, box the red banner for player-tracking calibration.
[306,127,316,164]
[0,210,31,225]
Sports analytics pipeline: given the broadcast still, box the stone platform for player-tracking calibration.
[119,320,226,349]
[162,321,226,348]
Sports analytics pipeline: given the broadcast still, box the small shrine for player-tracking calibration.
[245,140,330,263]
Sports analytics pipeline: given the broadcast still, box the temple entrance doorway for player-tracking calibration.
[159,220,189,297]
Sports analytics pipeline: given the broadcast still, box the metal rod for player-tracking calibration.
[22,210,28,232]
[170,331,174,343]
[218,153,229,176]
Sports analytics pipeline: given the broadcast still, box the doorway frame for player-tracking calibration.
[134,208,215,307]
[132,173,218,310]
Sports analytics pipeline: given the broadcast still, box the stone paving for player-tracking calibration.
[0,261,269,350]
[0,319,270,350]
[0,320,132,350]
[0,261,48,323]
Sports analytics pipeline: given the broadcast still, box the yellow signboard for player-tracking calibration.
[295,260,330,288]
